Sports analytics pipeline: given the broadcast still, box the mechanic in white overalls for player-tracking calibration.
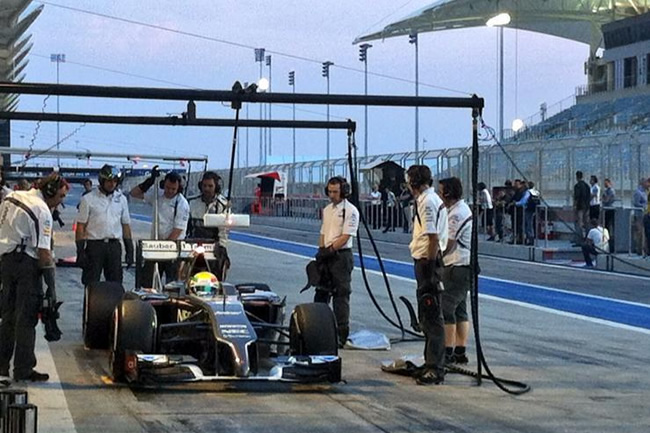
[316,176,359,347]
[130,169,190,286]
[187,171,230,279]
[76,165,133,286]
[0,174,69,382]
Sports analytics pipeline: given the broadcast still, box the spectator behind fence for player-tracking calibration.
[573,171,591,245]
[509,179,526,245]
[399,183,413,233]
[644,178,650,257]
[602,178,616,252]
[369,183,381,230]
[632,178,649,256]
[589,175,601,220]
[477,182,494,241]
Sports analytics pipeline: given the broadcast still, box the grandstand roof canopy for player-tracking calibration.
[0,0,42,111]
[354,0,650,51]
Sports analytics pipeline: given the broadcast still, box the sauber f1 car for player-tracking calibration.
[82,239,341,384]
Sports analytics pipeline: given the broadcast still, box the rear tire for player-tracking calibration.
[289,303,338,356]
[83,281,124,349]
[110,299,157,382]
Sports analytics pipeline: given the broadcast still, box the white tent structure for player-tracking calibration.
[354,0,649,54]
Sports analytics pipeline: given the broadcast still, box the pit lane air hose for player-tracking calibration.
[345,110,530,394]
[470,107,530,394]
[344,125,421,340]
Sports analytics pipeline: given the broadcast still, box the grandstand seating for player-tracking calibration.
[515,93,650,140]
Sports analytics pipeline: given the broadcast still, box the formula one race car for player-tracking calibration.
[82,239,341,384]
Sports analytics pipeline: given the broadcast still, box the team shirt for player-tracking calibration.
[77,188,131,240]
[0,189,53,259]
[443,199,472,267]
[479,189,493,209]
[320,199,360,249]
[188,194,228,245]
[590,183,601,206]
[144,189,190,240]
[587,226,610,252]
[409,187,448,260]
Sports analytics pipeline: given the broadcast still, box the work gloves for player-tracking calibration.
[75,240,87,269]
[315,246,337,262]
[123,238,134,268]
[41,267,63,342]
[138,165,160,193]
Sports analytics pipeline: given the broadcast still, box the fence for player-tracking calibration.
[216,129,650,208]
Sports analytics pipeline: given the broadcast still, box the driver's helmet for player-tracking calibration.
[189,271,220,296]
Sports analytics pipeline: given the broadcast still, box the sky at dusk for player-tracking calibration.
[13,0,589,169]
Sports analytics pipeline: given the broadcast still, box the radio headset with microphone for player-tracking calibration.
[198,171,222,195]
[159,171,184,195]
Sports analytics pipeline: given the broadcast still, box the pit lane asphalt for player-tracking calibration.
[19,199,650,433]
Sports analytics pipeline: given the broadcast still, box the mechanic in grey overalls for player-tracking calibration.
[131,170,190,286]
[187,171,230,279]
[0,174,69,381]
[316,176,359,347]
[76,165,134,285]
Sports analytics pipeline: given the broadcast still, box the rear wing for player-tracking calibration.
[137,239,219,262]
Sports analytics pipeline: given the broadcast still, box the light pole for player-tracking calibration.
[322,61,333,178]
[266,55,272,157]
[486,12,511,143]
[288,71,296,165]
[254,48,265,165]
[359,44,372,158]
[244,82,249,167]
[50,53,65,167]
[409,34,419,158]
[289,70,296,196]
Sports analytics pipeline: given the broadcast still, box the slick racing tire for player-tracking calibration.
[110,299,157,382]
[83,281,125,349]
[290,303,338,356]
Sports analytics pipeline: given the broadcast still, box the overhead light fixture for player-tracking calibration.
[257,77,269,92]
[486,12,511,27]
[512,118,525,132]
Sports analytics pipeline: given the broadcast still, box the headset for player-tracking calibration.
[325,176,351,199]
[40,174,69,199]
[198,171,222,195]
[159,171,184,195]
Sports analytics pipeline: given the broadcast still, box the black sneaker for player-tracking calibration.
[444,354,456,365]
[415,369,444,385]
[14,370,49,382]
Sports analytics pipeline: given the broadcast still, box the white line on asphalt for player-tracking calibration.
[29,327,77,433]
[231,240,650,335]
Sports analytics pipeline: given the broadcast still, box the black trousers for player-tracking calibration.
[0,252,41,378]
[414,259,445,376]
[84,240,123,285]
[313,249,353,344]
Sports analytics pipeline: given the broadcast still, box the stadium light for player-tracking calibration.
[257,77,269,92]
[486,12,511,27]
[512,118,524,132]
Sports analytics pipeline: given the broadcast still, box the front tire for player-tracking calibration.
[110,299,157,382]
[289,303,338,356]
[83,281,125,349]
